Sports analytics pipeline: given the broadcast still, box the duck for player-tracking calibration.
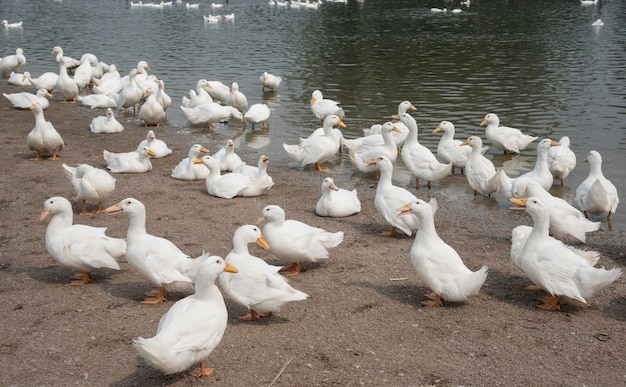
[51,46,81,68]
[370,155,420,237]
[433,120,475,174]
[4,89,53,110]
[399,113,452,188]
[194,156,272,198]
[115,69,144,115]
[480,113,538,154]
[511,225,600,271]
[139,89,167,127]
[574,150,619,220]
[204,80,231,102]
[170,144,210,181]
[213,139,245,171]
[133,256,237,377]
[137,130,172,158]
[348,122,400,175]
[92,64,123,95]
[8,71,31,86]
[257,204,344,276]
[40,196,125,285]
[315,177,361,217]
[77,93,118,109]
[343,100,415,153]
[499,138,560,197]
[233,155,275,189]
[1,20,23,29]
[511,177,601,243]
[260,72,282,91]
[180,101,244,130]
[508,197,621,311]
[219,225,308,321]
[156,80,172,110]
[62,163,116,215]
[244,103,271,129]
[0,48,26,77]
[55,57,79,103]
[460,136,501,196]
[103,146,156,173]
[283,114,346,172]
[181,79,213,107]
[224,82,248,112]
[105,198,212,304]
[397,199,488,307]
[310,90,345,124]
[591,19,604,26]
[547,136,576,185]
[28,71,59,92]
[89,108,125,133]
[27,103,65,160]
[72,54,94,90]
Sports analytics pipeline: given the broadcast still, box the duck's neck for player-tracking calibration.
[529,211,550,238]
[195,281,221,300]
[127,211,147,238]
[589,161,604,179]
[377,166,393,189]
[231,240,251,256]
[415,211,437,241]
[403,121,419,145]
[47,211,73,235]
[535,147,550,172]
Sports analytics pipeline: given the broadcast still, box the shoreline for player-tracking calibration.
[1,82,625,386]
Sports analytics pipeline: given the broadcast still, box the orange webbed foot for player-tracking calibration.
[70,272,90,286]
[421,292,443,307]
[189,362,214,377]
[537,295,562,311]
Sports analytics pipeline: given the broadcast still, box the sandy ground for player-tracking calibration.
[1,82,625,386]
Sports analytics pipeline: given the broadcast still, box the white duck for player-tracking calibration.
[260,71,282,91]
[105,198,212,304]
[258,204,344,276]
[244,103,271,129]
[371,155,421,237]
[133,256,237,377]
[460,136,501,196]
[51,46,80,68]
[1,20,23,29]
[233,155,275,189]
[170,144,210,181]
[388,100,418,147]
[574,150,619,220]
[77,93,118,109]
[181,79,213,107]
[480,113,538,154]
[195,156,272,198]
[547,136,576,185]
[315,177,361,217]
[0,48,26,76]
[224,82,248,112]
[115,68,144,115]
[92,64,122,95]
[40,196,125,285]
[511,177,600,243]
[8,71,31,86]
[433,120,474,174]
[89,108,125,133]
[180,101,243,130]
[349,122,400,175]
[509,197,621,310]
[500,138,560,197]
[219,225,308,321]
[62,163,116,215]
[137,130,172,158]
[213,139,245,171]
[283,114,346,172]
[55,57,79,103]
[511,225,600,272]
[27,103,64,160]
[156,80,172,110]
[310,89,345,124]
[28,71,59,92]
[204,80,231,102]
[103,146,156,173]
[397,199,488,307]
[399,113,452,188]
[4,89,53,110]
[72,54,94,89]
[139,89,167,127]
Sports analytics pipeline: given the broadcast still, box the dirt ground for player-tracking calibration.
[1,82,625,386]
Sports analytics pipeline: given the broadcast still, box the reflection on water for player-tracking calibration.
[2,0,624,227]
